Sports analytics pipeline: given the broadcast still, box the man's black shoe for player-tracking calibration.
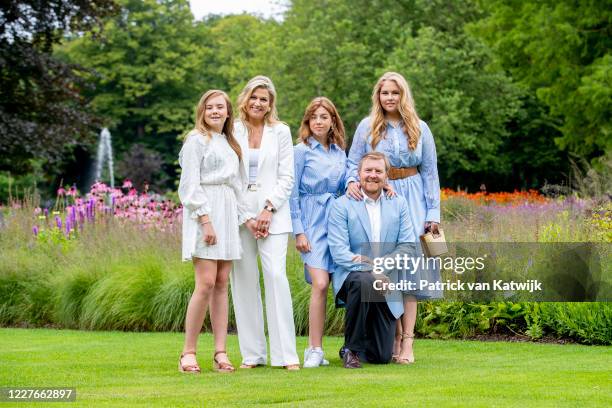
[343,349,362,369]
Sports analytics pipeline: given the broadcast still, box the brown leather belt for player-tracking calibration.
[388,166,418,180]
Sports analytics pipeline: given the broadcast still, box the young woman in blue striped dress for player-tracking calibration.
[290,97,347,368]
[346,72,442,364]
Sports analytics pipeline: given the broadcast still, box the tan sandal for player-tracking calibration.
[284,364,300,371]
[179,351,201,374]
[213,351,235,373]
[395,333,415,365]
[240,363,262,369]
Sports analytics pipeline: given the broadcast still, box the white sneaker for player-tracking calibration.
[304,347,329,366]
[303,347,328,368]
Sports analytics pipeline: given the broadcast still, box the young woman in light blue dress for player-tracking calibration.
[290,97,347,368]
[346,72,442,364]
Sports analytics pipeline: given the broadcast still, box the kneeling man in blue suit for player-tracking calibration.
[328,152,416,368]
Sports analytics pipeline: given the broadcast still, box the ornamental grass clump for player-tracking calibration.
[0,183,610,343]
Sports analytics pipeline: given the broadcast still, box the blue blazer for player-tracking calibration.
[328,194,416,319]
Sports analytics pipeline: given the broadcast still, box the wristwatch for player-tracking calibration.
[263,204,276,213]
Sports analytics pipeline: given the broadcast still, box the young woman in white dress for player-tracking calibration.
[178,90,257,374]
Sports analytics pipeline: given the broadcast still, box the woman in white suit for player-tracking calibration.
[230,76,300,370]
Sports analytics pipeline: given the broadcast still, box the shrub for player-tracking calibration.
[1,187,610,345]
[539,303,612,345]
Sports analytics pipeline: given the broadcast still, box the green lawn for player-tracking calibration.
[0,329,610,407]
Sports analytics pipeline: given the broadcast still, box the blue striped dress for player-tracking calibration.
[290,137,347,283]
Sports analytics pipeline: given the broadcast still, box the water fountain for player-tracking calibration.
[95,127,115,188]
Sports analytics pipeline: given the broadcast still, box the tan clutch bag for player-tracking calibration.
[419,229,448,257]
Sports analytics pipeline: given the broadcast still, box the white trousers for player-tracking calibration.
[230,193,299,366]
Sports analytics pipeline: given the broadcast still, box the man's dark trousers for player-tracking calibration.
[337,271,396,363]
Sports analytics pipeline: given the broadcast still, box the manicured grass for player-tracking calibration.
[1,329,610,407]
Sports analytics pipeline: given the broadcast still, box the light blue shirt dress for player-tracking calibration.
[290,137,347,283]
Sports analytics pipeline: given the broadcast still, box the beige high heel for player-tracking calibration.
[395,333,415,365]
[179,351,201,374]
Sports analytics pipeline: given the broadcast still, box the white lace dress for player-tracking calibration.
[178,130,252,261]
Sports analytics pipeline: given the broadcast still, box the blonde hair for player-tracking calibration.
[370,72,421,151]
[358,152,390,173]
[237,75,281,137]
[193,89,242,161]
[298,97,346,149]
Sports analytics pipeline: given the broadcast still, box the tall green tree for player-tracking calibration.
[276,1,374,132]
[207,14,280,99]
[0,0,117,175]
[278,0,524,187]
[59,0,210,189]
[474,0,612,158]
[386,27,520,183]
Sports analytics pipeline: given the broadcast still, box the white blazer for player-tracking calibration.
[234,120,295,234]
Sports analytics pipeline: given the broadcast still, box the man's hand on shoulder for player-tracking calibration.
[351,254,373,265]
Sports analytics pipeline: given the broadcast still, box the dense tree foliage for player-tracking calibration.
[474,0,611,157]
[268,0,523,185]
[57,0,209,186]
[0,0,117,174]
[2,0,608,197]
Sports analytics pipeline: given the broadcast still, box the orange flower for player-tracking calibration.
[441,188,548,206]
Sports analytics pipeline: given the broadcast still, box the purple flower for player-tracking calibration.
[55,216,62,229]
[32,226,39,236]
[70,206,77,224]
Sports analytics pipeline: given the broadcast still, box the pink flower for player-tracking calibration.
[57,187,66,196]
[122,179,133,189]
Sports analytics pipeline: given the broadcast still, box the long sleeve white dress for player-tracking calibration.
[178,130,252,261]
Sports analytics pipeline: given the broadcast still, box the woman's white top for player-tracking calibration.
[248,148,259,184]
